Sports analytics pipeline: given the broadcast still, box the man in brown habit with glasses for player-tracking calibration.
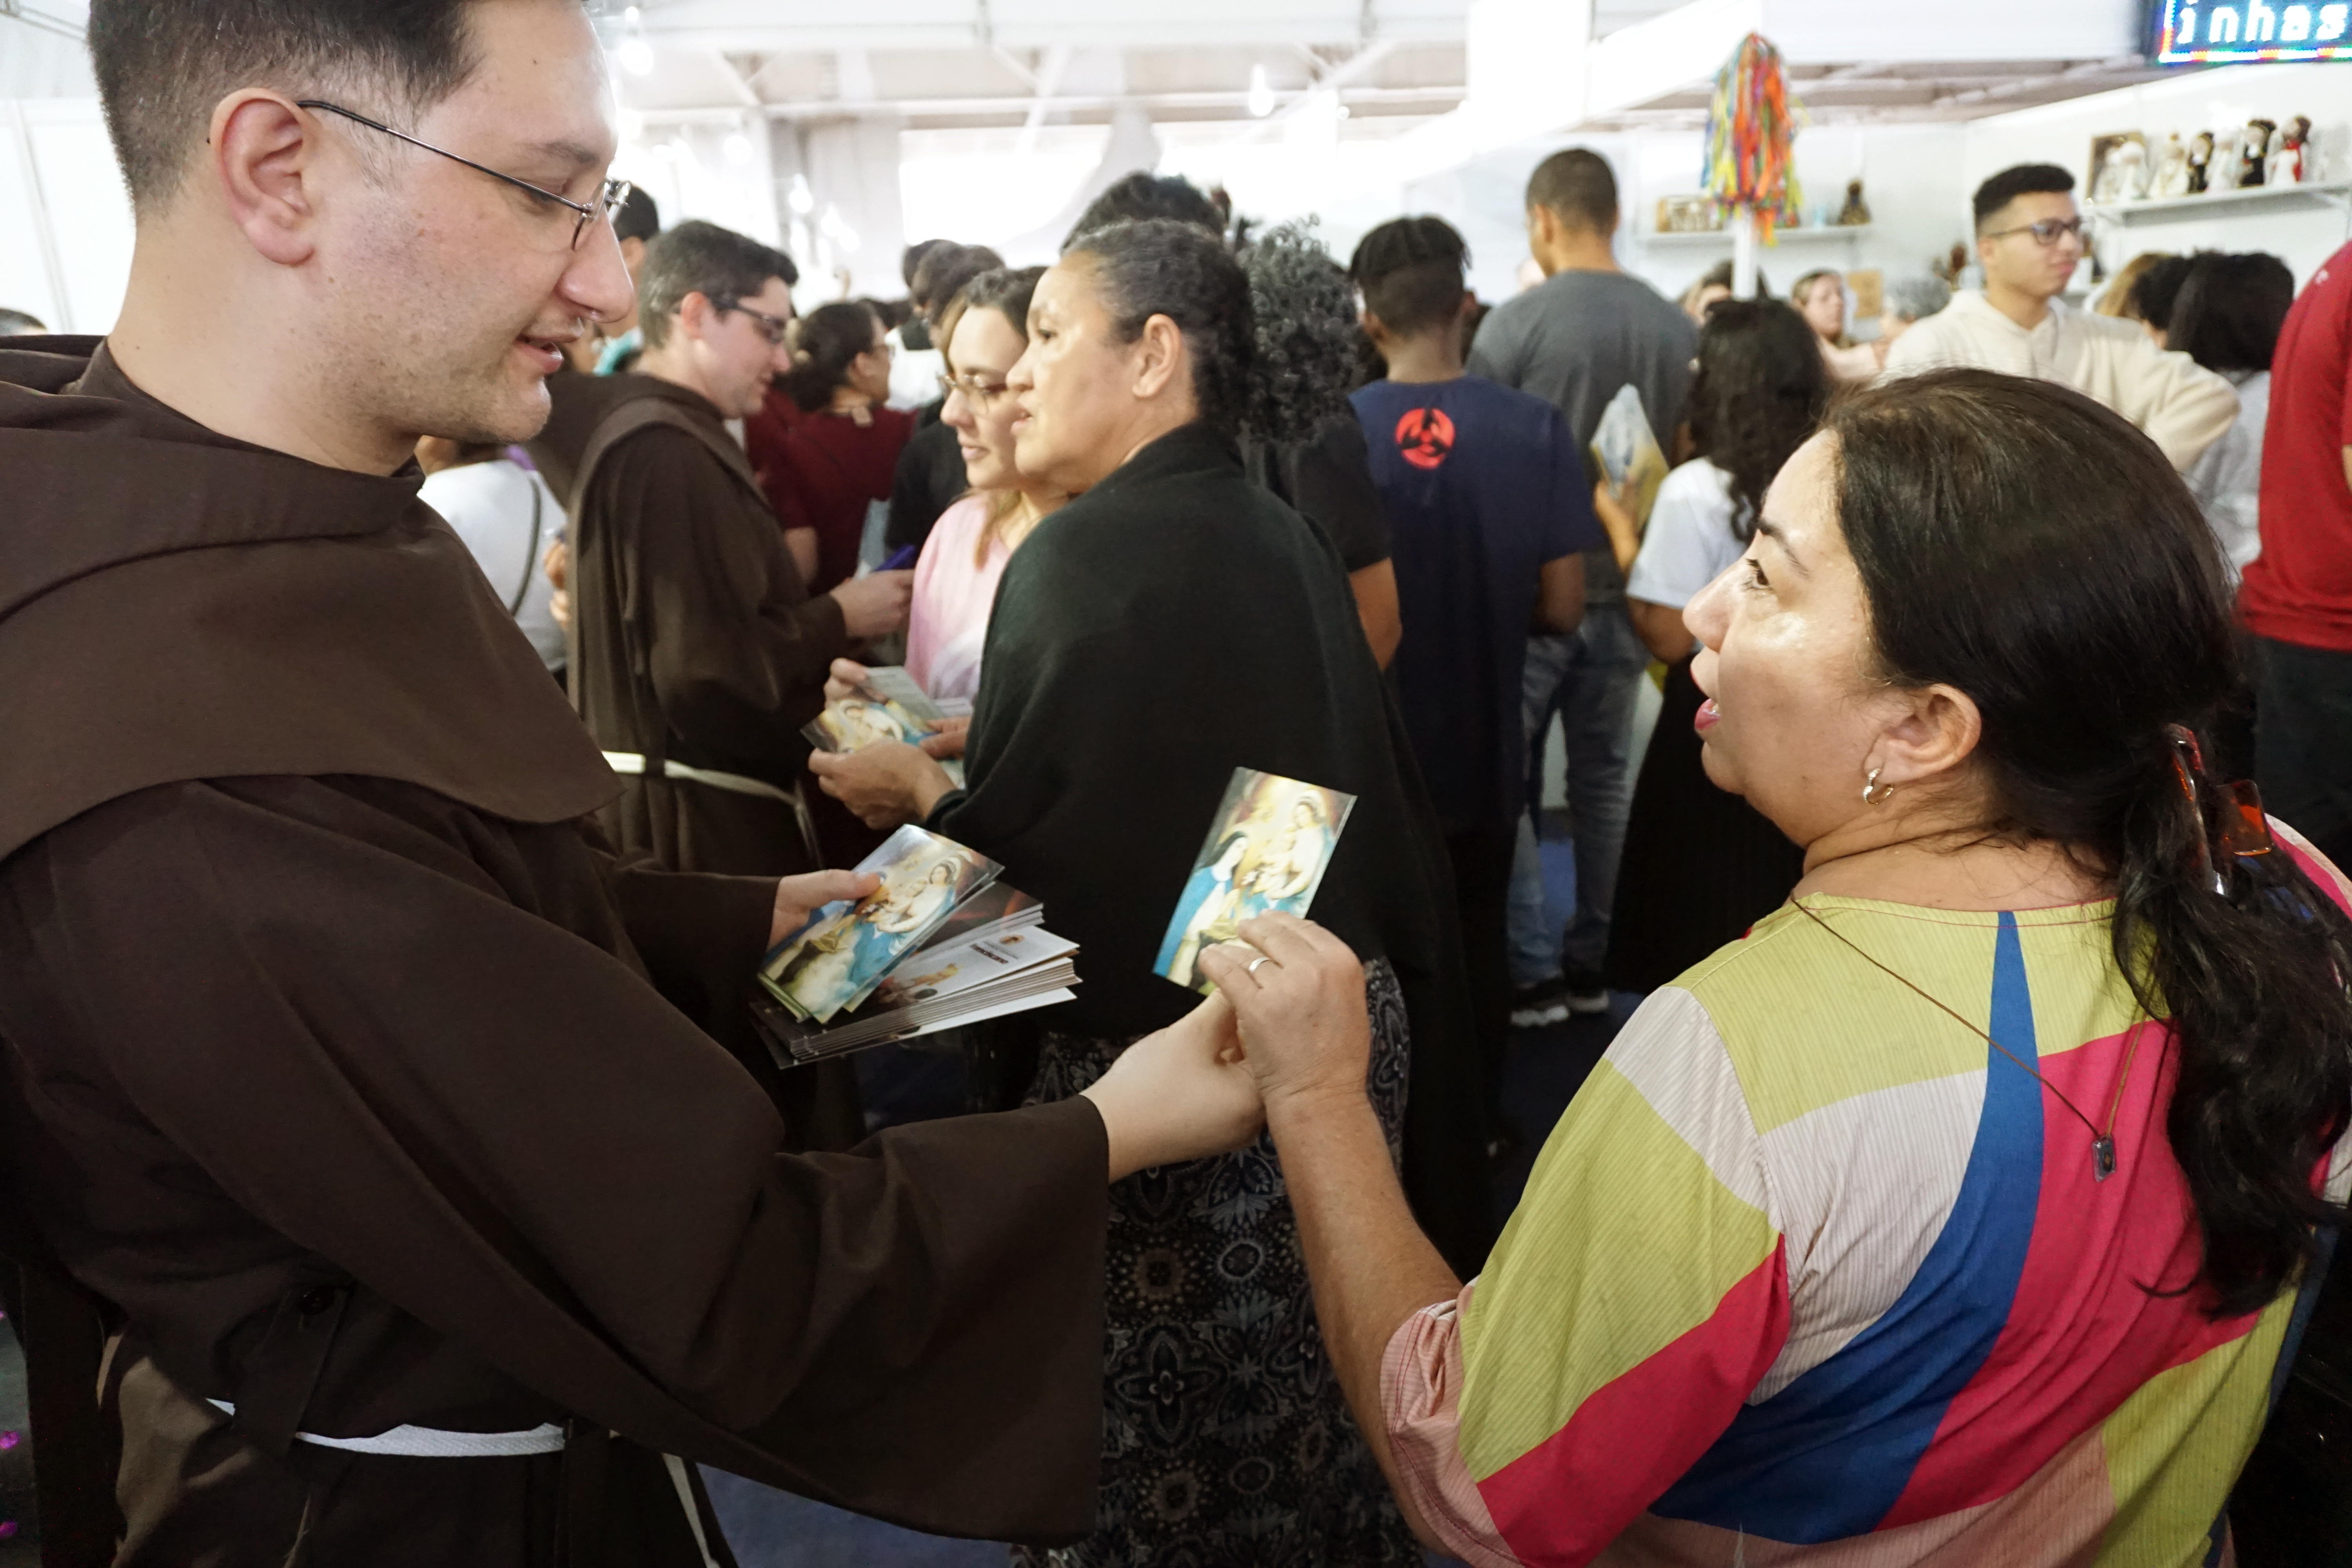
[563,220,912,1144]
[0,3,1262,1564]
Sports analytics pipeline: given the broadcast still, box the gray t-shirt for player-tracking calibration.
[1468,268,1698,601]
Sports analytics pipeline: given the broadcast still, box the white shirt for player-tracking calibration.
[886,323,946,412]
[1625,459,1747,635]
[2182,368,2270,582]
[417,458,569,671]
[1880,290,2240,471]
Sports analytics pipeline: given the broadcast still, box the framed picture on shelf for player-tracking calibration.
[2089,131,2151,203]
[1847,268,1884,321]
[1655,195,1721,234]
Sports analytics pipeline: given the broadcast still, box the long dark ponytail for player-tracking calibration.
[1829,368,2352,1319]
[779,301,880,413]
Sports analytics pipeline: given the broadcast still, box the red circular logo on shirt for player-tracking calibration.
[1394,407,1455,471]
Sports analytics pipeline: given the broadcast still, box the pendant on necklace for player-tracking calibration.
[2092,1135,2117,1181]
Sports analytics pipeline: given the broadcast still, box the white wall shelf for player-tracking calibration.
[1639,225,1875,247]
[2086,181,2352,224]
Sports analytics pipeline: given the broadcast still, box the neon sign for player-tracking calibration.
[2152,0,2352,61]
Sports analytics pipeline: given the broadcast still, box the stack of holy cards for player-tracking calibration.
[802,666,966,786]
[753,826,1077,1065]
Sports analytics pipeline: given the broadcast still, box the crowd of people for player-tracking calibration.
[3,3,2352,1567]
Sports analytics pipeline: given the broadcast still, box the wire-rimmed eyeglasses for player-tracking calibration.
[715,300,793,346]
[296,99,632,250]
[938,371,1011,409]
[1983,216,2085,248]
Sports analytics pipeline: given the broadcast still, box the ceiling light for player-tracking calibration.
[1247,64,1275,118]
[618,37,655,76]
[623,5,641,21]
[788,174,816,215]
[724,131,755,165]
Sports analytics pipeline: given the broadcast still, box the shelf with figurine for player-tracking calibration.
[2085,116,2348,222]
[1644,178,1874,245]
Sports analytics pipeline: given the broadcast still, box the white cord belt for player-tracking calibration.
[207,1399,566,1457]
[602,751,798,804]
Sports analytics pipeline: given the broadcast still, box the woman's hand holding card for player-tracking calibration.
[808,741,957,829]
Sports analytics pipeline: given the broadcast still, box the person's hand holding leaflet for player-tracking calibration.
[808,741,956,829]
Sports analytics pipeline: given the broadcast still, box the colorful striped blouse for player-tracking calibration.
[1385,822,2352,1567]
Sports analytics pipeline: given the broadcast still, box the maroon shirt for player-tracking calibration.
[746,389,915,593]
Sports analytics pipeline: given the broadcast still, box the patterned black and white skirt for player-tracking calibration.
[1013,958,1419,1568]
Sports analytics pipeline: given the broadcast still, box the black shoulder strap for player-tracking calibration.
[510,474,546,617]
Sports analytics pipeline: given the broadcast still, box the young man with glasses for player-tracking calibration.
[566,221,912,1131]
[1883,163,2239,470]
[0,4,1260,1563]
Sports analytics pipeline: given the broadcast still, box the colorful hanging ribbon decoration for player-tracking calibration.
[1703,33,1804,241]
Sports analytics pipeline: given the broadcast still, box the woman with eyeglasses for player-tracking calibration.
[900,266,1061,702]
[1880,163,2239,472]
[745,300,911,595]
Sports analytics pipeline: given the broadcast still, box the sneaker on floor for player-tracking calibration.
[1564,971,1611,1015]
[1510,976,1572,1028]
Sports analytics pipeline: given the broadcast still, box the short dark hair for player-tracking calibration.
[914,243,1006,316]
[1065,172,1223,249]
[1350,216,1470,338]
[0,308,47,336]
[1972,163,2075,231]
[2169,252,2296,374]
[1066,218,1254,435]
[1525,148,1618,233]
[2125,255,2196,333]
[613,185,661,247]
[89,0,490,214]
[637,220,799,350]
[902,238,948,291]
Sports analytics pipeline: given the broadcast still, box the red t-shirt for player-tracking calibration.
[744,389,913,595]
[2241,240,2352,651]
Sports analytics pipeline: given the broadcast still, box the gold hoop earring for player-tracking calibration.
[1863,766,1896,807]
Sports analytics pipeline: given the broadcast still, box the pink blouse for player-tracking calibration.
[906,495,1013,704]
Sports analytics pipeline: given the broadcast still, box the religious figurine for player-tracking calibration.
[2155,132,2192,198]
[2271,115,2312,184]
[1837,178,1871,226]
[2209,128,2242,192]
[2188,130,2214,193]
[2239,119,2276,187]
[2112,137,2150,200]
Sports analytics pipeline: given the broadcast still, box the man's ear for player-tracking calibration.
[212,92,322,267]
[1132,313,1185,401]
[675,291,714,343]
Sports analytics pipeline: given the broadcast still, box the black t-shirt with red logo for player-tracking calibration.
[1353,374,1602,835]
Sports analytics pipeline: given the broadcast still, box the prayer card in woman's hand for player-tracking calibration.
[1154,768,1356,995]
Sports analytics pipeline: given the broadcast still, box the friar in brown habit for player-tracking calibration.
[0,4,1262,1564]
[566,221,912,882]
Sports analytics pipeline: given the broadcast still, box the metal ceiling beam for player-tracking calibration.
[626,81,1465,125]
[1014,44,1075,154]
[0,0,84,39]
